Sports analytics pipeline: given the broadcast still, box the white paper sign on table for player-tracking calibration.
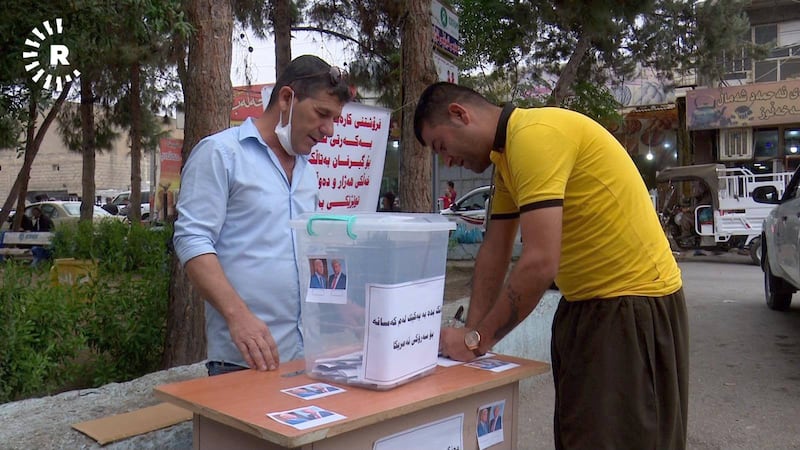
[362,276,445,386]
[373,413,464,450]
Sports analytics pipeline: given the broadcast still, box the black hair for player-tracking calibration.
[267,55,352,107]
[413,82,492,146]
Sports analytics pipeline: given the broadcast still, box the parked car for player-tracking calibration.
[111,190,151,220]
[3,201,122,230]
[440,185,491,230]
[752,166,800,311]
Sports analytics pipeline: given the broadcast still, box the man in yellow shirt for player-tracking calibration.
[414,82,687,449]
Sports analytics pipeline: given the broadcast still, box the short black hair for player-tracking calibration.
[267,55,352,107]
[447,180,455,188]
[413,82,492,146]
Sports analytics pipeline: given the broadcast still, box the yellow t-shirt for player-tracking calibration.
[490,107,682,301]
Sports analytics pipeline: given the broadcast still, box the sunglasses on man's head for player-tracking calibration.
[327,66,348,85]
[291,66,348,86]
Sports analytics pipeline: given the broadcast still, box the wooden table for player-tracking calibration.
[154,354,549,450]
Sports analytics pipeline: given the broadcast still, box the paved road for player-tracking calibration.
[515,255,800,450]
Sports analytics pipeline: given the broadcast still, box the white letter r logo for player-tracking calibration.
[50,45,70,66]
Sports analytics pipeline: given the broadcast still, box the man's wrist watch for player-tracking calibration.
[464,329,484,357]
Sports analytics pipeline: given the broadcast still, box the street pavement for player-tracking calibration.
[456,252,800,449]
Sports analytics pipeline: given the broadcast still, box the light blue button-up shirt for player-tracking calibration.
[173,118,318,366]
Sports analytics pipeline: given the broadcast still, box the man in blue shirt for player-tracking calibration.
[174,55,352,376]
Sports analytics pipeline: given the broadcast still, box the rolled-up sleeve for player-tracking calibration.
[173,137,231,266]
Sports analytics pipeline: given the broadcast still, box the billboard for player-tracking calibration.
[686,79,800,130]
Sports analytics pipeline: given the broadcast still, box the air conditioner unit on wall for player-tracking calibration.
[719,128,753,161]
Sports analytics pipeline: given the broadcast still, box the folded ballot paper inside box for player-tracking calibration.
[290,213,455,390]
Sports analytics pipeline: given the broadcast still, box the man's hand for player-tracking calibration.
[227,310,280,371]
[439,326,477,362]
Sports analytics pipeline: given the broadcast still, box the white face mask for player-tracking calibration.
[274,90,297,156]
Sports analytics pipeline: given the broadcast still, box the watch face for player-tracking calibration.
[465,330,480,349]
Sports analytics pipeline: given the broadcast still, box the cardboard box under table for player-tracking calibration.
[153,355,549,449]
[289,213,456,391]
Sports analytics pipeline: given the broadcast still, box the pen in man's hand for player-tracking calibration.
[454,305,465,324]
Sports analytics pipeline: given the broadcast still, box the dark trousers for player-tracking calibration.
[551,289,689,450]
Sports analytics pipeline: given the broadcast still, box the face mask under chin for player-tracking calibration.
[274,91,298,156]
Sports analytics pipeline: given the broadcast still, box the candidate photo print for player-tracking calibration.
[267,405,345,430]
[305,256,349,304]
[281,382,345,400]
[308,257,329,291]
[477,400,506,449]
[326,257,347,295]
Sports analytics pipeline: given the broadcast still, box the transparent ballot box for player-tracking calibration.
[290,213,455,390]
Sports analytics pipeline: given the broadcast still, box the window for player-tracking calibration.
[719,128,753,160]
[780,59,800,80]
[755,24,778,46]
[755,60,778,82]
[754,128,779,159]
[728,21,800,82]
[787,129,800,156]
[779,21,800,48]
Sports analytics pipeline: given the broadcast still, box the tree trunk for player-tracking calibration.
[549,33,592,106]
[274,0,292,78]
[162,0,233,368]
[80,79,96,220]
[129,62,143,224]
[0,85,71,227]
[12,91,38,230]
[400,0,437,213]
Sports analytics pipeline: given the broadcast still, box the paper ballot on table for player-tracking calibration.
[362,276,444,385]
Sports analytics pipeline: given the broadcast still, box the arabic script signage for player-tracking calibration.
[686,79,800,130]
[156,138,183,221]
[230,84,271,125]
[228,84,388,213]
[310,103,390,213]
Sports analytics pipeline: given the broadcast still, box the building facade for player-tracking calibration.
[0,103,182,204]
[686,1,800,174]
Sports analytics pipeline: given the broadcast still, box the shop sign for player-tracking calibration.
[687,79,800,130]
[431,0,460,58]
[433,52,458,83]
[431,0,459,40]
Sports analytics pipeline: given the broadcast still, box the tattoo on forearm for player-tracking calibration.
[494,285,522,341]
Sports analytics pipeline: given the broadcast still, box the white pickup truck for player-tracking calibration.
[656,164,793,265]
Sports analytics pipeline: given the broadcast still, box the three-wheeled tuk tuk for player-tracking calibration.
[655,163,793,265]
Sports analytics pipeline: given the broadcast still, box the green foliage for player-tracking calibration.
[561,82,622,127]
[305,1,404,109]
[456,0,537,70]
[0,222,172,403]
[83,266,169,384]
[693,0,766,84]
[455,0,755,104]
[0,263,87,402]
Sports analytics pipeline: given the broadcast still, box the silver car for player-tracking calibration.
[3,201,122,230]
[753,168,800,311]
[439,185,491,231]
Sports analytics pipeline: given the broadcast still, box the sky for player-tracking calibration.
[230,28,352,87]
